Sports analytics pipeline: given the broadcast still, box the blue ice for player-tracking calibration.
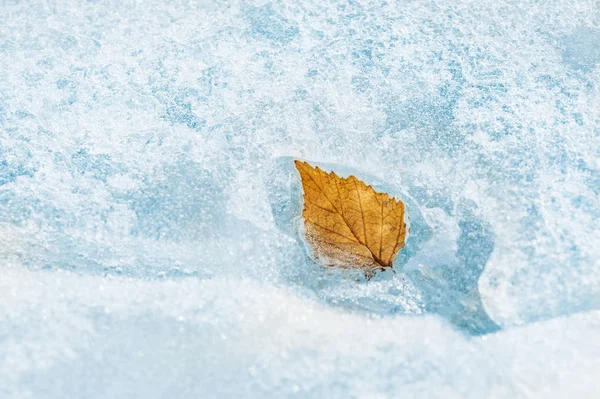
[1,0,599,397]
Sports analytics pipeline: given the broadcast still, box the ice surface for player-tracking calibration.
[1,0,599,397]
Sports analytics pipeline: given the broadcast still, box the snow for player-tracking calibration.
[1,0,599,397]
[2,266,600,398]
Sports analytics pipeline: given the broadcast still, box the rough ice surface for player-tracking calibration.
[0,0,599,397]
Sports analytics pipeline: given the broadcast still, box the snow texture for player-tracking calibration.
[0,0,599,397]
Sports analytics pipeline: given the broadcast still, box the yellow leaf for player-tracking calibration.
[295,160,407,274]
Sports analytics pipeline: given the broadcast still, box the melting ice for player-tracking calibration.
[1,0,599,397]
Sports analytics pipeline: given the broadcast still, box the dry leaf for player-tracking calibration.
[295,160,407,276]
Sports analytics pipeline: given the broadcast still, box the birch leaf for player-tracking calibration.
[295,160,407,274]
